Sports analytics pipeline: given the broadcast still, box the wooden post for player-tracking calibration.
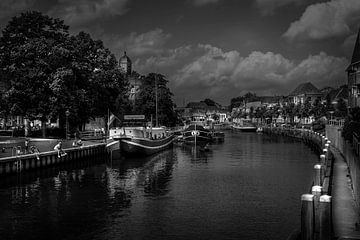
[312,186,322,239]
[319,195,332,240]
[323,149,328,166]
[301,194,314,240]
[314,164,322,186]
[320,154,326,165]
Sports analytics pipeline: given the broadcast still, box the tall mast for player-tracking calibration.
[155,74,159,127]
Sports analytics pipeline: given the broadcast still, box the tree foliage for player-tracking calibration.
[0,11,129,134]
[134,73,177,127]
[230,92,259,109]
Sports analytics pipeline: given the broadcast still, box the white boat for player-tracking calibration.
[105,116,174,156]
[120,126,174,156]
[232,119,257,132]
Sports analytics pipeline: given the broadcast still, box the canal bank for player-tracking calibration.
[326,124,360,239]
[264,125,360,239]
[0,142,106,175]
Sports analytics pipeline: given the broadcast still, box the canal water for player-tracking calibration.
[0,131,317,240]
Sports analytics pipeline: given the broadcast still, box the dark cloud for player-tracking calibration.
[255,0,306,16]
[48,0,129,27]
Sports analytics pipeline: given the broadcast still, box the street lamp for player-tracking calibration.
[65,109,70,140]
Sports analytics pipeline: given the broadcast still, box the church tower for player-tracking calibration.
[119,51,132,75]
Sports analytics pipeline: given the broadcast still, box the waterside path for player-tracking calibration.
[264,126,360,240]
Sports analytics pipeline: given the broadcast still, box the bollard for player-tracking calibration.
[324,143,329,149]
[319,195,332,240]
[301,194,314,240]
[319,154,326,165]
[312,186,322,239]
[326,140,331,145]
[323,149,328,165]
[314,164,322,186]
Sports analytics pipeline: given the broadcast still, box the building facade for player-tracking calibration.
[347,30,360,108]
[289,82,322,105]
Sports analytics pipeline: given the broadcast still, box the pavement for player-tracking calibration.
[331,146,360,239]
[0,138,100,158]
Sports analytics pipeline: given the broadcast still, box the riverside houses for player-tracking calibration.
[346,29,360,108]
[179,101,230,126]
[289,82,322,105]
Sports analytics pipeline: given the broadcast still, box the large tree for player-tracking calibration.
[135,73,177,127]
[0,11,70,135]
[0,11,129,136]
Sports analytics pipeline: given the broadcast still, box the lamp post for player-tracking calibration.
[65,109,70,140]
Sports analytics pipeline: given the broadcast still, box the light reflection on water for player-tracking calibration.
[0,131,317,240]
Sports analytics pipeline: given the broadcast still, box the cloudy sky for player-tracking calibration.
[0,0,359,105]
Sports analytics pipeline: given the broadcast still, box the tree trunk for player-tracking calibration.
[41,119,46,138]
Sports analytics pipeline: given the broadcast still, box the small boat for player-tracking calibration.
[182,124,212,145]
[232,119,257,132]
[120,126,174,156]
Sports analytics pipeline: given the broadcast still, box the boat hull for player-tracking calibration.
[120,135,174,156]
[182,125,212,145]
[182,135,212,144]
[232,126,257,132]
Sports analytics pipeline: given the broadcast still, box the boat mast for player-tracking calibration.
[195,124,197,146]
[155,74,158,127]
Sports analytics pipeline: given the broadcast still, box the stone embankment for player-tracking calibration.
[0,143,106,175]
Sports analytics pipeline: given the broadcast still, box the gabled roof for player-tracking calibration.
[351,29,360,65]
[289,82,321,96]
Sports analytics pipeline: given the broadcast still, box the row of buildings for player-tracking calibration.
[177,81,348,127]
[180,28,360,127]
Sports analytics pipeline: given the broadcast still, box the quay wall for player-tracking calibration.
[326,125,360,209]
[263,127,334,240]
[0,143,106,176]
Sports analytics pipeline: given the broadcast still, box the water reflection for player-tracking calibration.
[0,132,319,240]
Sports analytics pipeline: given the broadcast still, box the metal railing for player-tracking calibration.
[328,119,345,127]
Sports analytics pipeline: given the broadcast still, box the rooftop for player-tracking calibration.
[289,82,321,96]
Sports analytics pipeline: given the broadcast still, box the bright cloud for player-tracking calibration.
[48,0,129,26]
[172,45,348,101]
[283,0,360,41]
